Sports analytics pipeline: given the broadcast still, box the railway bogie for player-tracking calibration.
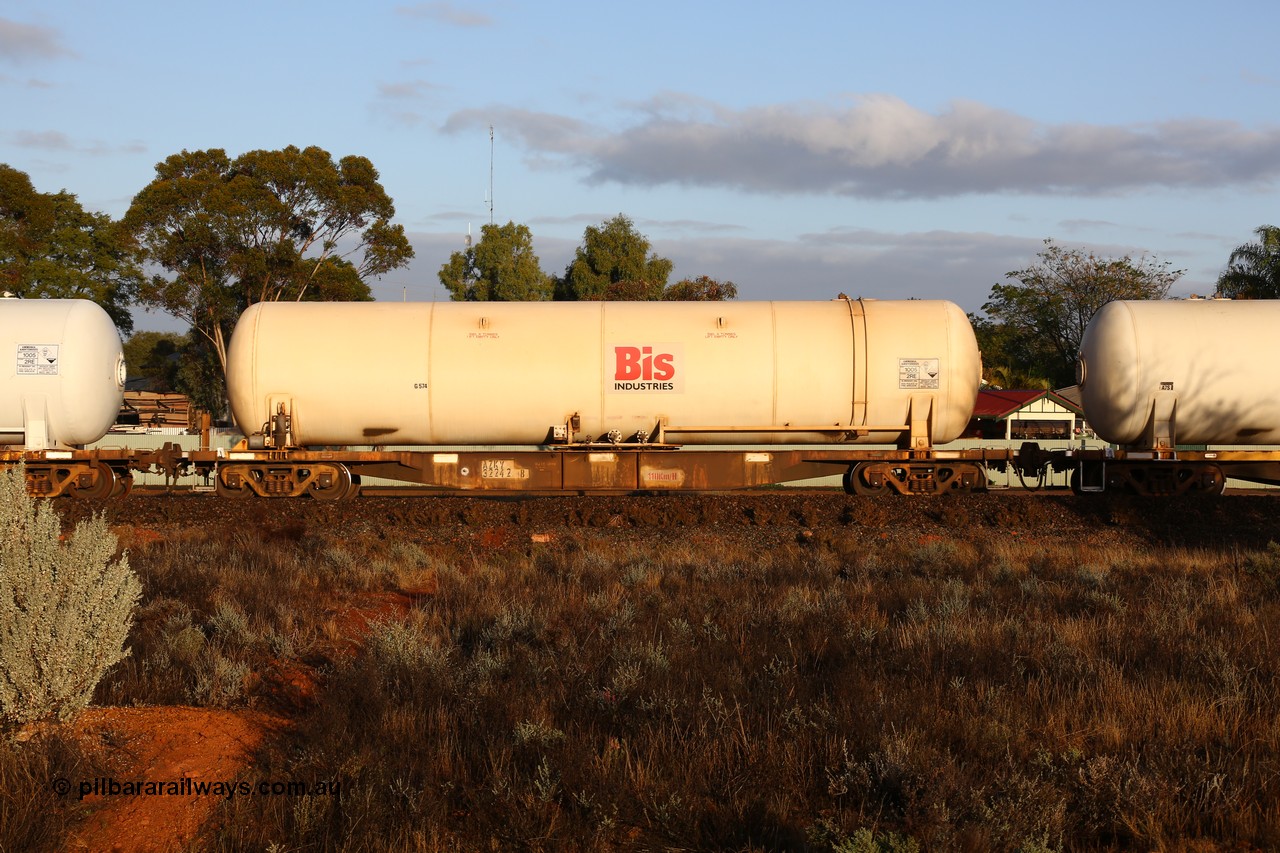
[841,460,987,495]
[1103,462,1227,497]
[213,461,358,500]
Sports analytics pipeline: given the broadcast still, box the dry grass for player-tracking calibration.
[0,729,106,852]
[7,517,1280,851]
[212,532,1280,851]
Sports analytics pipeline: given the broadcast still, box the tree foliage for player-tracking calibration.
[663,275,738,301]
[1216,225,1280,299]
[121,146,414,373]
[980,240,1181,388]
[122,331,186,392]
[968,314,1053,390]
[172,330,228,417]
[438,221,551,301]
[556,215,673,300]
[0,164,143,334]
[438,216,736,303]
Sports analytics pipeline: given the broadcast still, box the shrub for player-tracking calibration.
[0,465,140,728]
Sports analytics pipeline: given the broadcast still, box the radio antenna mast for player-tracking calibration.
[487,125,495,225]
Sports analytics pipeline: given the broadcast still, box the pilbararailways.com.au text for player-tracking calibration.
[54,776,341,801]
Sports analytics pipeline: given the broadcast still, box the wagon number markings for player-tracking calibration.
[481,459,529,479]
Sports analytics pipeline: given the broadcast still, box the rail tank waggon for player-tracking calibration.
[1079,299,1280,447]
[0,296,135,498]
[1067,298,1280,494]
[213,298,986,497]
[0,296,125,450]
[227,298,981,448]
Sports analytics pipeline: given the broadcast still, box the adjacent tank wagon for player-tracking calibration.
[1079,299,1280,447]
[0,296,125,450]
[1059,299,1280,494]
[0,296,136,497]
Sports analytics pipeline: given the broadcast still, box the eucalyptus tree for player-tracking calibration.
[438,221,552,301]
[0,164,142,333]
[981,239,1181,388]
[122,146,414,375]
[663,275,738,301]
[555,214,673,301]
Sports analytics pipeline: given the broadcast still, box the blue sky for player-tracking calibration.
[3,1,1279,332]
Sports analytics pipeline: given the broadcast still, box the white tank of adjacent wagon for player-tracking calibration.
[1078,299,1280,446]
[0,297,126,449]
[226,299,980,448]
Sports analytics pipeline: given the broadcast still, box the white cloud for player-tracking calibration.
[13,129,73,150]
[9,129,145,156]
[378,222,1221,319]
[1057,219,1120,234]
[443,108,590,154]
[1242,69,1280,88]
[378,80,439,100]
[0,18,73,64]
[396,3,493,27]
[443,95,1280,199]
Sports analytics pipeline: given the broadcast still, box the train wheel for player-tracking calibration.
[843,464,889,497]
[215,469,254,499]
[936,464,983,493]
[1198,465,1227,496]
[69,462,115,500]
[111,473,134,498]
[309,465,353,501]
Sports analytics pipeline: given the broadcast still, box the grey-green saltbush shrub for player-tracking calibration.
[0,466,140,728]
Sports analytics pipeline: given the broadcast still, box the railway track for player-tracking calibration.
[56,489,1280,552]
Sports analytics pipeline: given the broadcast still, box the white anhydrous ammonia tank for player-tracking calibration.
[226,299,980,447]
[0,297,126,449]
[1079,299,1280,446]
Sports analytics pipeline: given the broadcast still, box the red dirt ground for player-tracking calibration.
[63,707,286,853]
[53,587,413,853]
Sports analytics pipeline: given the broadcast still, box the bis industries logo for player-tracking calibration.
[610,344,683,393]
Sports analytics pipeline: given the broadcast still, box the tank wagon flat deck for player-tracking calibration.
[12,441,1280,499]
[189,445,1009,499]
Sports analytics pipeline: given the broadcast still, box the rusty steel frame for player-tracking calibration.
[175,446,1022,497]
[0,444,187,497]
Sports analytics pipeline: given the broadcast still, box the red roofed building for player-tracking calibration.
[966,389,1087,441]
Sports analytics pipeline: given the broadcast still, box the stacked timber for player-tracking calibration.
[116,391,194,430]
